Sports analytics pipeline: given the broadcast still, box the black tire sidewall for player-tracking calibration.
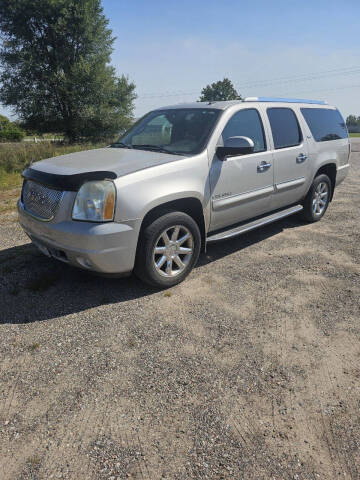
[302,174,331,222]
[135,212,201,288]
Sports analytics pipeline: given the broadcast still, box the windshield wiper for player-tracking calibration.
[110,142,133,149]
[132,144,173,154]
[132,144,185,155]
[111,143,184,155]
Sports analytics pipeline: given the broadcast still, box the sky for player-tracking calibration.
[2,0,360,120]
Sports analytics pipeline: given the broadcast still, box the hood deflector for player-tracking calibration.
[22,168,117,191]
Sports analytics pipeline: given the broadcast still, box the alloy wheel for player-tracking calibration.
[312,181,329,215]
[153,225,194,277]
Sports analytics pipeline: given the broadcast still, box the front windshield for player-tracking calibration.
[112,108,221,155]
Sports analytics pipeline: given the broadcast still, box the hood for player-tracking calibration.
[30,147,186,177]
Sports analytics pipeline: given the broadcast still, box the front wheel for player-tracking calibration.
[134,211,201,288]
[301,174,331,222]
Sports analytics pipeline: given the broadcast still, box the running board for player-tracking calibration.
[206,205,303,243]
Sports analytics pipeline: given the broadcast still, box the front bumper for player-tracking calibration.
[18,201,140,274]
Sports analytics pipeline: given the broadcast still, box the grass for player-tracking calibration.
[29,343,40,352]
[349,133,360,137]
[0,198,18,214]
[0,141,107,192]
[0,171,23,191]
[0,189,19,213]
[0,185,22,213]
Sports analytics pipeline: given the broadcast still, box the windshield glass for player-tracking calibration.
[113,108,221,155]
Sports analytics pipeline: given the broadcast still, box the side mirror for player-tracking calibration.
[216,136,254,160]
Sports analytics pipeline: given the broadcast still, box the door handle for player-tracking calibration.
[257,161,272,172]
[296,153,307,163]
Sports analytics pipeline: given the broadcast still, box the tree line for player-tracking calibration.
[0,1,263,144]
[346,115,360,127]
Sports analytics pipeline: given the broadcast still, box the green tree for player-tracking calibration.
[346,115,360,126]
[0,0,136,142]
[199,78,242,102]
[0,114,25,142]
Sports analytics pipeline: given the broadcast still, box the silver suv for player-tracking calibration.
[18,97,350,287]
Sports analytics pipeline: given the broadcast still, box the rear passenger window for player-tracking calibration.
[267,108,302,149]
[221,108,266,153]
[301,108,348,142]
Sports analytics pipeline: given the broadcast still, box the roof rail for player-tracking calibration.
[244,96,328,105]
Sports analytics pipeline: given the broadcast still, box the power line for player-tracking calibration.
[275,82,360,96]
[137,66,360,99]
[234,67,360,89]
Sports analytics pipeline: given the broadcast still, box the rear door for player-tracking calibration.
[209,107,274,231]
[266,107,310,210]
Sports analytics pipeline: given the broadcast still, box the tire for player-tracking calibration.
[301,174,332,222]
[134,211,201,288]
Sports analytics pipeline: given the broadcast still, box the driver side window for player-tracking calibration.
[221,108,266,153]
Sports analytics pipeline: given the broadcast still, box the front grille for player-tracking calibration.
[22,180,63,220]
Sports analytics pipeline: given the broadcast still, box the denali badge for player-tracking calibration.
[29,190,47,205]
[213,192,232,200]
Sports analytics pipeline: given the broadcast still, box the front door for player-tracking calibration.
[209,108,274,231]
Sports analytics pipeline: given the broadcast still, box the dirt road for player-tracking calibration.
[1,140,359,479]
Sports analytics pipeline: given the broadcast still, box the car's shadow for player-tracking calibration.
[0,215,305,324]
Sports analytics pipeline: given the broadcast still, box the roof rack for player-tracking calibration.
[244,96,327,105]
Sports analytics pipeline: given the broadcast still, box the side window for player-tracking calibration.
[221,109,266,153]
[267,108,302,149]
[301,108,348,142]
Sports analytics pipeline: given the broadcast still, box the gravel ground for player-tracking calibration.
[0,140,359,480]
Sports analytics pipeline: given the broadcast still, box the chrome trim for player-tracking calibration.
[296,153,308,163]
[212,185,274,211]
[207,205,303,243]
[275,177,306,191]
[22,180,64,221]
[337,163,350,171]
[257,161,272,172]
[18,199,62,222]
[244,97,327,105]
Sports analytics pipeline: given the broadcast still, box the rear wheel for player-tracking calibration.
[301,174,331,222]
[134,211,201,288]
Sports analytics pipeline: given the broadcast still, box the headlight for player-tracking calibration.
[72,180,116,222]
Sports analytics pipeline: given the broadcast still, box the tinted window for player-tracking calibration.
[301,108,348,142]
[221,109,266,153]
[267,108,302,149]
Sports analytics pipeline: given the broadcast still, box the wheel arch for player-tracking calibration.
[313,163,337,201]
[138,197,206,252]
